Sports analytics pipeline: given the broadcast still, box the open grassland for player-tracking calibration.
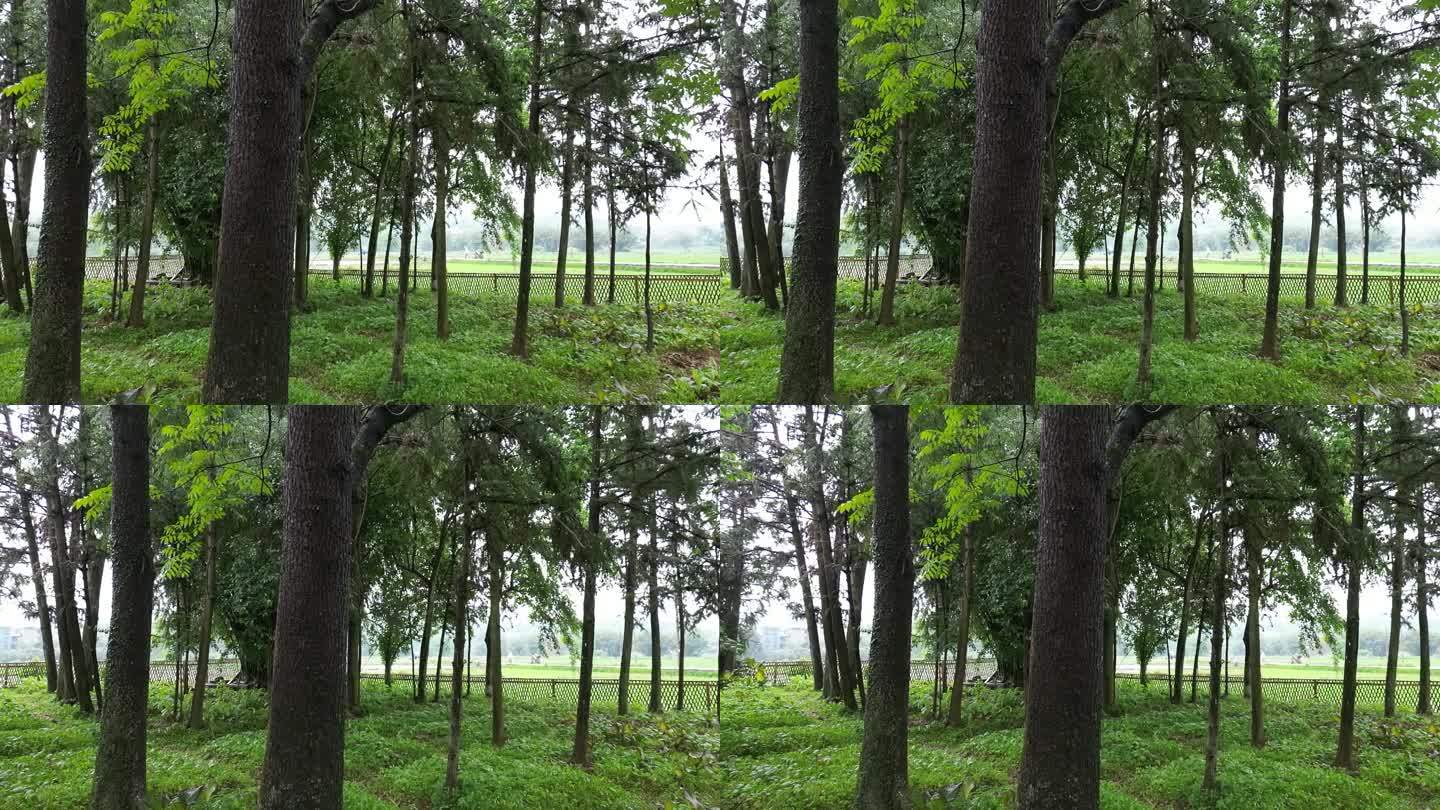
[720,679,1440,809]
[1,276,1437,403]
[0,677,720,809]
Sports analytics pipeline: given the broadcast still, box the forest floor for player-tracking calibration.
[1,277,1437,403]
[720,680,1440,810]
[0,677,721,809]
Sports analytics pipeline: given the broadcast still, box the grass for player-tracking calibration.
[720,678,1440,809]
[0,676,721,809]
[3,274,1438,404]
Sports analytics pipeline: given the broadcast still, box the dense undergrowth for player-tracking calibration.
[721,680,1440,809]
[0,678,720,809]
[0,276,1435,403]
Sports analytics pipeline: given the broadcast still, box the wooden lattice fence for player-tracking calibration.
[310,269,725,305]
[360,671,717,716]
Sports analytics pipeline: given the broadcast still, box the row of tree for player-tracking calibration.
[722,405,1436,808]
[0,404,737,806]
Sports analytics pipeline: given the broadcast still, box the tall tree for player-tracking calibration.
[90,404,154,810]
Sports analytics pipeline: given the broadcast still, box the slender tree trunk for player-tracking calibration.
[1417,482,1431,715]
[945,513,976,726]
[1259,0,1293,360]
[390,46,420,386]
[719,140,743,290]
[1385,407,1408,717]
[648,501,663,714]
[778,0,842,400]
[1179,122,1197,340]
[445,506,474,794]
[1333,92,1348,307]
[487,540,506,744]
[188,517,219,728]
[606,173,618,304]
[853,404,912,810]
[126,114,161,326]
[1304,81,1329,310]
[1040,128,1057,312]
[1360,169,1370,304]
[1136,57,1165,389]
[644,212,654,352]
[572,406,604,768]
[1109,110,1145,297]
[784,488,824,690]
[1245,529,1265,746]
[1335,406,1366,771]
[553,101,577,308]
[509,1,545,356]
[878,116,910,327]
[434,116,450,339]
[618,428,639,716]
[1400,207,1410,356]
[259,407,355,810]
[20,490,57,692]
[363,113,399,297]
[22,0,88,401]
[1018,406,1109,810]
[91,405,153,810]
[1202,426,1229,794]
[582,97,597,306]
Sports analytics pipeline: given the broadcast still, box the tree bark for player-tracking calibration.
[1245,526,1265,746]
[445,501,474,794]
[572,406,604,768]
[91,405,153,810]
[1179,120,1197,340]
[1259,0,1293,360]
[434,115,450,339]
[778,0,842,401]
[188,517,218,728]
[1417,481,1431,715]
[1333,91,1348,307]
[648,500,663,713]
[390,41,420,386]
[719,141,743,290]
[1136,54,1166,389]
[509,1,545,357]
[1202,424,1229,794]
[22,0,88,402]
[260,407,356,810]
[878,116,910,327]
[1385,407,1408,717]
[1018,406,1109,810]
[553,113,576,308]
[487,535,506,744]
[1335,406,1366,771]
[853,404,912,810]
[946,468,977,726]
[363,112,400,297]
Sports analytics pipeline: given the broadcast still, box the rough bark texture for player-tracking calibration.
[778,0,842,402]
[259,407,355,809]
[22,0,88,402]
[202,0,302,402]
[91,405,153,810]
[853,405,912,809]
[1017,406,1109,810]
[950,0,1047,402]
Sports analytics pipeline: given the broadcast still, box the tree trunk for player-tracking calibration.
[294,107,314,311]
[188,517,219,728]
[1335,406,1366,771]
[1360,169,1370,304]
[509,2,545,356]
[644,212,654,352]
[91,405,153,810]
[648,501,663,713]
[619,414,639,716]
[1259,0,1293,360]
[1333,92,1348,307]
[12,144,36,307]
[1202,426,1229,794]
[1400,207,1410,356]
[719,140,743,290]
[1179,121,1197,340]
[878,115,910,327]
[785,489,824,690]
[572,406,603,768]
[945,511,977,725]
[1304,87,1328,310]
[1136,57,1166,389]
[1109,111,1145,298]
[1385,407,1408,717]
[20,489,58,692]
[950,0,1047,402]
[553,111,576,308]
[1018,406,1109,810]
[22,0,88,401]
[202,0,305,402]
[854,404,912,809]
[390,47,420,386]
[434,116,450,339]
[445,507,474,794]
[487,541,506,744]
[806,407,856,710]
[260,407,355,810]
[778,0,842,400]
[363,113,400,297]
[1040,129,1057,312]
[1245,528,1265,746]
[582,97,597,306]
[1417,482,1431,715]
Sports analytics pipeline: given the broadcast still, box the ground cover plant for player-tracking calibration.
[2,278,1437,404]
[720,679,1440,810]
[0,678,721,810]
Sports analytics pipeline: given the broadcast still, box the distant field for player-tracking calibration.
[316,250,725,276]
[1071,252,1440,277]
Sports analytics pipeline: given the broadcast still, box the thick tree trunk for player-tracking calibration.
[853,404,912,809]
[202,0,303,402]
[878,116,910,327]
[22,0,88,401]
[260,407,355,809]
[91,405,153,810]
[1018,406,1109,810]
[778,0,842,401]
[1259,0,1293,360]
[950,0,1047,402]
[509,2,545,356]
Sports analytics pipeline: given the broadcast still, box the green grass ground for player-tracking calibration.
[0,677,720,809]
[3,275,1437,403]
[721,679,1440,810]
